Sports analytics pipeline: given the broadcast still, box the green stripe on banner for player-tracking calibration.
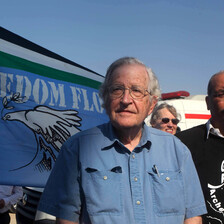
[0,51,102,89]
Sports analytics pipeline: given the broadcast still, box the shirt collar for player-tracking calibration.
[206,119,224,139]
[138,123,152,150]
[102,122,151,151]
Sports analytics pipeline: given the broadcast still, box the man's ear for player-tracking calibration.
[148,96,158,116]
[205,96,210,110]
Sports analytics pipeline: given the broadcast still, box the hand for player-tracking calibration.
[184,216,202,224]
[0,199,5,209]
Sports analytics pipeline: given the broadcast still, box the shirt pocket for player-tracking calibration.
[147,170,185,216]
[82,166,123,216]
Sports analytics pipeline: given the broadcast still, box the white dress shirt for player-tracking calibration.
[206,119,224,139]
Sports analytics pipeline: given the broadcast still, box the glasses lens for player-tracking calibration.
[161,118,179,125]
[109,86,124,99]
[109,85,148,99]
[172,119,179,125]
[161,118,169,124]
[130,86,145,99]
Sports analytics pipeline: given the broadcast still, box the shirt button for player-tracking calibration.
[103,176,108,180]
[132,154,135,159]
[166,177,170,181]
[134,177,138,182]
[136,200,141,205]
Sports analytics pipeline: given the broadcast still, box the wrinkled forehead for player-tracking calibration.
[111,64,149,85]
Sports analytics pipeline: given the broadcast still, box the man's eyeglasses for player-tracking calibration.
[109,85,150,99]
[161,118,179,125]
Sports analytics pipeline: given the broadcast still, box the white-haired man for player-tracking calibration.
[38,57,206,224]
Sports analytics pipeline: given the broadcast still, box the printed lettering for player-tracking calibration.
[0,72,104,115]
[209,186,224,215]
[215,202,221,208]
[0,72,14,97]
[81,88,91,111]
[18,75,31,103]
[48,82,66,107]
[222,173,224,184]
[92,92,104,113]
[211,194,216,199]
[33,79,48,104]
[221,160,224,183]
[70,86,81,109]
[221,160,224,172]
[0,72,7,97]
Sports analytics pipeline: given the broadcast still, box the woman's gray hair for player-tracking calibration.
[150,103,181,125]
[99,57,161,110]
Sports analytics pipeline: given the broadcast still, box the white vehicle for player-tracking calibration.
[145,91,211,131]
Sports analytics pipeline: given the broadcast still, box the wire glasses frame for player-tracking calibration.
[109,85,150,100]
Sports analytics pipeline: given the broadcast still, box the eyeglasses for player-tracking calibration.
[161,118,179,125]
[109,85,150,99]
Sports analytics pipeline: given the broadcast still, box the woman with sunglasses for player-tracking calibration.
[150,103,180,135]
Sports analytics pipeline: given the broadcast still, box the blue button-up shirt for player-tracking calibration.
[38,122,207,224]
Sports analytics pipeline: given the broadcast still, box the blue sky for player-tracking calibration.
[1,0,224,95]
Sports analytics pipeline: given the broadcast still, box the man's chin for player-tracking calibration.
[112,121,140,130]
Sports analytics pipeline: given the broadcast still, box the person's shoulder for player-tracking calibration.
[175,124,207,147]
[64,123,109,146]
[73,123,108,138]
[147,126,184,144]
[176,124,206,138]
[147,126,192,157]
[147,126,183,142]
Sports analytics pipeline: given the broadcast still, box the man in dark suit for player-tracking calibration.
[176,71,224,224]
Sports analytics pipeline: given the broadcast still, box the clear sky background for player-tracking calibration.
[1,0,224,95]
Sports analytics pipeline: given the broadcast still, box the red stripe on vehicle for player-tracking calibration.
[185,114,211,119]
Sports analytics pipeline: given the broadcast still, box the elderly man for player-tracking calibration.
[176,71,224,224]
[38,57,206,224]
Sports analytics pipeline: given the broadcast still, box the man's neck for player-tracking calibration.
[115,126,143,152]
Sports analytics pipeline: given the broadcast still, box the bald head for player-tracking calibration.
[207,71,224,96]
[206,71,224,135]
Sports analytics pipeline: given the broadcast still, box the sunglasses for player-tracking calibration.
[161,118,179,125]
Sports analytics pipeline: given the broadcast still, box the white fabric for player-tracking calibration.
[206,120,224,139]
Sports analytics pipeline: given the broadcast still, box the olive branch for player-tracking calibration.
[1,92,27,117]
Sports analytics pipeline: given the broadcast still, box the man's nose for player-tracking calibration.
[121,89,132,103]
